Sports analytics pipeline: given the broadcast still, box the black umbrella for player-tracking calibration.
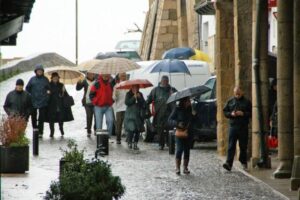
[167,85,211,104]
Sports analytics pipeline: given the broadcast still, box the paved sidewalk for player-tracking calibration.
[0,72,290,200]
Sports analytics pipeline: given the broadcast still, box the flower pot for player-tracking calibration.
[0,145,29,173]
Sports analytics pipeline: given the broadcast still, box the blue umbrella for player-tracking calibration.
[162,47,195,59]
[149,59,191,75]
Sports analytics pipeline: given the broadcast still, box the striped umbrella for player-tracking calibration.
[88,57,141,74]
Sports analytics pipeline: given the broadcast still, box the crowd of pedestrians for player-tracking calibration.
[6,64,281,175]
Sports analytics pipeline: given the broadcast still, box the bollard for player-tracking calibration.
[168,130,175,155]
[59,158,67,179]
[96,129,109,156]
[32,128,39,156]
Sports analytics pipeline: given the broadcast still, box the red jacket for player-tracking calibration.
[89,76,113,107]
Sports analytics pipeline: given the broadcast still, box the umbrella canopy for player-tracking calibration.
[190,49,211,62]
[167,85,211,104]
[115,79,153,90]
[149,59,191,75]
[95,52,124,60]
[45,66,85,85]
[88,57,141,74]
[77,59,102,72]
[162,47,195,59]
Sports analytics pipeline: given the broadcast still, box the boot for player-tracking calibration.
[133,143,139,150]
[50,123,54,138]
[59,123,64,136]
[175,159,181,175]
[183,159,190,174]
[128,142,132,149]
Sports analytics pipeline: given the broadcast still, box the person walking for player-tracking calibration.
[4,79,32,120]
[113,73,128,144]
[168,97,196,175]
[89,74,114,135]
[26,64,50,137]
[124,85,146,150]
[222,86,252,171]
[47,72,74,138]
[76,72,96,137]
[147,76,177,150]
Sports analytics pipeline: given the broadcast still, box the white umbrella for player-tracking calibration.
[45,66,85,85]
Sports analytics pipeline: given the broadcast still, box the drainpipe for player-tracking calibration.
[253,0,268,167]
[147,0,159,60]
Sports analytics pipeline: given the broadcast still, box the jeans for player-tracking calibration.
[226,125,249,166]
[127,131,140,144]
[175,137,191,160]
[94,106,114,135]
[85,105,96,132]
[116,111,125,141]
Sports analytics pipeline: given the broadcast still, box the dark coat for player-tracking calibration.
[26,75,50,109]
[47,82,74,123]
[168,105,196,138]
[76,79,93,106]
[3,90,32,119]
[146,84,177,128]
[124,90,146,132]
[223,96,252,126]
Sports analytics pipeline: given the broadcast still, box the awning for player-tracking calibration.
[195,0,215,15]
[0,0,35,45]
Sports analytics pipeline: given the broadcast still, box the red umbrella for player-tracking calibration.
[115,79,153,90]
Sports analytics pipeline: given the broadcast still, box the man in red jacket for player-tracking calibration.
[89,74,114,135]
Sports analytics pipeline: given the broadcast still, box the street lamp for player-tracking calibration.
[75,0,78,65]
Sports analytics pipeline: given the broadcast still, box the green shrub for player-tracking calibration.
[44,140,125,200]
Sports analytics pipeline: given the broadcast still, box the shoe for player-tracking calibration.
[117,140,121,144]
[183,168,190,174]
[133,143,139,150]
[176,169,180,175]
[128,143,132,149]
[60,129,64,136]
[223,162,232,171]
[241,163,248,170]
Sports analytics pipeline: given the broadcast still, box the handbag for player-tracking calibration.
[175,128,188,138]
[63,95,75,107]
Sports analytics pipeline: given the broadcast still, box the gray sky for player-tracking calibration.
[1,0,148,63]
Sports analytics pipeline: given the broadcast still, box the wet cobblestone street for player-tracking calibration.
[0,72,288,200]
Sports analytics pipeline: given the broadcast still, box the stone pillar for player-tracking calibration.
[250,0,270,168]
[186,0,200,48]
[215,0,235,156]
[177,0,188,46]
[291,0,300,190]
[273,0,294,179]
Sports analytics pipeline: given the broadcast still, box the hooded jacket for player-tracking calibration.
[89,76,114,107]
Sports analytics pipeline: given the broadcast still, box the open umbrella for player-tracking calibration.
[167,85,210,104]
[88,57,141,74]
[148,59,191,75]
[115,79,153,90]
[190,49,211,62]
[76,59,102,72]
[162,47,195,59]
[45,66,85,85]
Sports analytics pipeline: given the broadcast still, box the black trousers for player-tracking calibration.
[50,122,64,134]
[31,107,47,135]
[127,131,140,144]
[226,125,249,166]
[85,105,96,132]
[116,111,125,142]
[157,127,168,147]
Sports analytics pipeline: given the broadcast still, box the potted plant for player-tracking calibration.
[45,140,126,200]
[0,116,29,173]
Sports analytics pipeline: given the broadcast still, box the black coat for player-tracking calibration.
[76,78,94,106]
[168,106,196,137]
[25,75,50,109]
[223,96,252,126]
[47,82,74,123]
[3,90,32,119]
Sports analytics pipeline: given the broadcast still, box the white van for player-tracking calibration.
[129,60,212,97]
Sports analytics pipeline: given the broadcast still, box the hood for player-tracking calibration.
[34,64,45,73]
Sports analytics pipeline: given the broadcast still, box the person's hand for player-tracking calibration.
[192,110,197,116]
[47,90,51,95]
[270,120,272,127]
[136,93,141,98]
[236,111,244,116]
[231,111,236,117]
